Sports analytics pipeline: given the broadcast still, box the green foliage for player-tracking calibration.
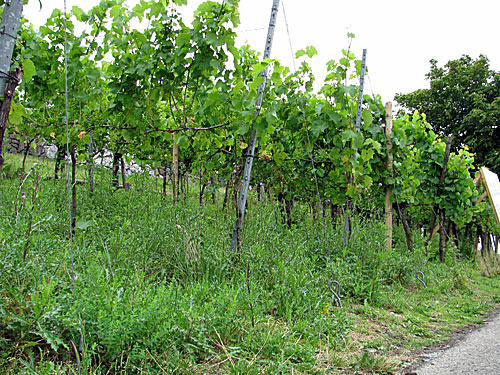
[396,55,500,175]
[3,6,499,372]
[10,4,486,240]
[389,112,480,229]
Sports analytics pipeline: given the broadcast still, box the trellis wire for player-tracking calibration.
[282,0,323,229]
[282,0,343,308]
[366,73,377,100]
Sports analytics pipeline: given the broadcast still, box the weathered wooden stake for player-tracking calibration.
[120,156,127,189]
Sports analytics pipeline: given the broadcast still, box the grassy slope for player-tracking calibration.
[1,152,499,374]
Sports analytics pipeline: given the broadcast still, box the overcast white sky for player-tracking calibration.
[23,0,500,104]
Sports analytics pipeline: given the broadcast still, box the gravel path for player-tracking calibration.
[402,309,500,374]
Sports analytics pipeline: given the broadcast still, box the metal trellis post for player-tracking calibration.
[354,49,367,133]
[0,0,23,169]
[0,0,23,96]
[344,49,367,246]
[231,0,280,251]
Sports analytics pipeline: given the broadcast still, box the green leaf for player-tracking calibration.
[296,46,317,59]
[306,45,317,58]
[236,123,249,135]
[150,2,164,17]
[71,6,85,21]
[9,103,27,125]
[22,59,36,82]
[195,1,213,14]
[176,32,191,47]
[353,132,364,149]
[364,138,382,153]
[295,49,306,59]
[251,60,271,78]
[85,68,100,82]
[255,116,268,135]
[227,42,240,71]
[50,8,61,18]
[110,4,122,18]
[249,75,265,93]
[361,108,373,127]
[36,323,69,351]
[274,151,288,166]
[341,129,355,144]
[311,119,328,137]
[75,218,94,230]
[271,70,282,87]
[355,60,363,75]
[327,111,341,125]
[361,175,373,187]
[264,112,277,127]
[346,184,357,198]
[361,148,375,162]
[121,129,135,142]
[176,135,189,148]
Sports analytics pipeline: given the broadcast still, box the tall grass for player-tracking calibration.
[0,159,496,374]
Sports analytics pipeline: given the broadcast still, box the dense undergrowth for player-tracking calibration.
[1,157,499,374]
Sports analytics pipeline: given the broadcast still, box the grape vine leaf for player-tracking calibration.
[22,58,36,81]
[75,218,94,230]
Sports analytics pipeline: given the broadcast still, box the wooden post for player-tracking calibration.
[111,150,121,188]
[120,156,126,189]
[172,133,179,203]
[479,167,500,231]
[162,162,168,198]
[439,211,446,262]
[473,226,480,254]
[384,102,393,252]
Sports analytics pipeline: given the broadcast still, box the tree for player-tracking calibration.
[395,55,500,174]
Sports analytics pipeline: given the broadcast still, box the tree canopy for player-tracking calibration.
[395,55,500,175]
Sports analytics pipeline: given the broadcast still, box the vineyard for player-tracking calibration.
[1,0,500,374]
